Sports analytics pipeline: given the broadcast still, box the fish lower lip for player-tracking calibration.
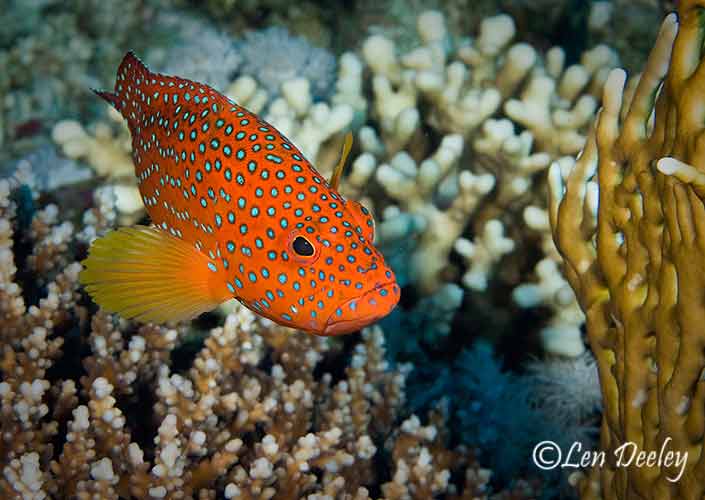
[322,281,399,336]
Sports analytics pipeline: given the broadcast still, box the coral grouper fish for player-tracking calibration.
[80,52,399,335]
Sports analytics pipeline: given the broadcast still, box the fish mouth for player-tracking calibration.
[322,281,399,336]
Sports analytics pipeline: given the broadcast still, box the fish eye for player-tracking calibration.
[292,236,314,256]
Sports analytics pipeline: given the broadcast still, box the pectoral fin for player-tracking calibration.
[80,226,229,323]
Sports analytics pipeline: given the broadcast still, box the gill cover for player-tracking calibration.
[347,199,375,242]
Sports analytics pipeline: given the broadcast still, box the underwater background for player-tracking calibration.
[0,0,684,498]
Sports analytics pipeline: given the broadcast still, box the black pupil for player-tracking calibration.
[293,236,314,256]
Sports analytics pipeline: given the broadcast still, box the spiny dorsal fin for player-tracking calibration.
[329,132,353,191]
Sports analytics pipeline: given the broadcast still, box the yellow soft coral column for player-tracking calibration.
[549,1,705,498]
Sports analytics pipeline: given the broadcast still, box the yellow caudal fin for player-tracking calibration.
[80,226,229,323]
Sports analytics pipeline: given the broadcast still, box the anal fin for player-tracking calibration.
[80,226,229,323]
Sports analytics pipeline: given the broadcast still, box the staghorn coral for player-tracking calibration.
[549,2,705,496]
[359,11,617,156]
[342,9,619,356]
[0,176,534,498]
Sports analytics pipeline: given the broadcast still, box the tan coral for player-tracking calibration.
[549,3,705,496]
[454,219,515,292]
[2,452,50,499]
[0,163,522,498]
[350,9,615,309]
[382,414,454,499]
[227,71,354,175]
[504,44,618,156]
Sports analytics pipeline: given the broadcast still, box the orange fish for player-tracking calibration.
[79,52,399,335]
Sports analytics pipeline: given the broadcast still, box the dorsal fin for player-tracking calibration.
[329,132,353,191]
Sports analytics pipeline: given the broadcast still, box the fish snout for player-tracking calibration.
[322,281,400,336]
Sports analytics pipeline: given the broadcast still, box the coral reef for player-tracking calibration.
[0,177,538,498]
[4,0,675,496]
[549,1,705,496]
[0,0,170,160]
[37,5,618,360]
[343,9,620,356]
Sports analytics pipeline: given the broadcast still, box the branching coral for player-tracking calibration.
[237,27,337,100]
[51,111,132,179]
[342,9,620,356]
[0,175,531,498]
[34,5,624,359]
[549,2,705,496]
[373,135,495,293]
[25,119,605,497]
